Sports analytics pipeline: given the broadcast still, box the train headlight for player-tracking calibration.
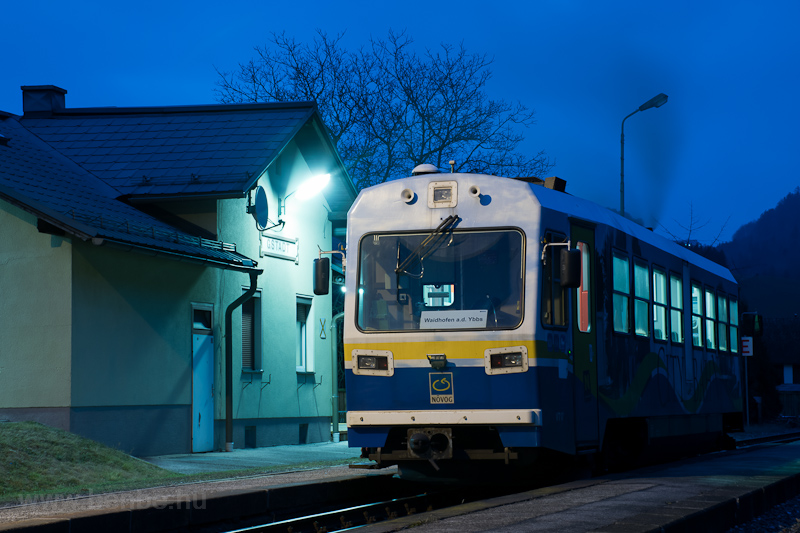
[351,349,394,376]
[485,346,528,374]
[358,355,388,370]
[490,352,524,369]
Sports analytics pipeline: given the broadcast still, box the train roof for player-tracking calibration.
[350,172,736,284]
[523,177,736,284]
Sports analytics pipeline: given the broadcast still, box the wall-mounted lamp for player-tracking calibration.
[279,173,331,220]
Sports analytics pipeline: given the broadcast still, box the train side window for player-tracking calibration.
[542,232,567,327]
[653,268,667,341]
[718,295,729,351]
[691,283,703,347]
[670,274,684,343]
[634,261,650,337]
[729,299,739,353]
[705,289,716,349]
[612,253,629,333]
[577,242,591,333]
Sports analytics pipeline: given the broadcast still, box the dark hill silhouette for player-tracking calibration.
[714,188,800,417]
[720,187,800,285]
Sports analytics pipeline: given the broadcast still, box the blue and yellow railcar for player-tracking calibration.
[340,167,741,477]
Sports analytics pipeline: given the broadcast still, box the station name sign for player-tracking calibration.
[261,233,299,264]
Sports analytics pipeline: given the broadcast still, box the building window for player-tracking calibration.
[242,291,262,372]
[705,288,716,349]
[612,253,630,333]
[577,242,591,333]
[653,268,667,341]
[729,299,739,353]
[670,274,684,343]
[691,283,703,347]
[718,295,729,351]
[296,296,313,373]
[634,261,649,337]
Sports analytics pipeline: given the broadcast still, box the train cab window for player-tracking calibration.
[705,289,716,349]
[730,299,739,353]
[542,232,567,327]
[576,242,591,333]
[691,283,703,347]
[653,268,667,341]
[670,275,684,343]
[612,253,630,333]
[718,295,729,351]
[634,261,650,337]
[357,229,524,332]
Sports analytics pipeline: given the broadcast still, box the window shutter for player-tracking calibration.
[242,298,254,370]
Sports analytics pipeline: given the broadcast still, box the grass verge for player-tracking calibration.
[0,421,358,506]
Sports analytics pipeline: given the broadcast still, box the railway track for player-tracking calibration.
[210,431,800,533]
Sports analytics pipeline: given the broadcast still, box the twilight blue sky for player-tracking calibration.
[3,0,798,244]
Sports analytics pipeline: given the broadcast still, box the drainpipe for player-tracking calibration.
[330,312,344,442]
[225,271,259,452]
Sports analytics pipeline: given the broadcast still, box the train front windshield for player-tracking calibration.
[356,229,524,332]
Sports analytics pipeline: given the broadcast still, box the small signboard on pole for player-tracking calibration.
[742,336,754,357]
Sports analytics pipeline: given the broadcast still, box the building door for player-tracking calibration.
[192,306,214,453]
[571,223,599,449]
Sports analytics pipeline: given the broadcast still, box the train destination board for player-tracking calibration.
[420,310,487,329]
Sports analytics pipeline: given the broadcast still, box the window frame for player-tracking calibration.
[717,293,729,352]
[612,251,630,335]
[691,282,704,348]
[296,295,314,374]
[669,273,684,344]
[356,227,526,333]
[541,230,569,330]
[633,259,650,338]
[705,287,717,350]
[576,241,592,333]
[652,266,668,342]
[729,299,739,353]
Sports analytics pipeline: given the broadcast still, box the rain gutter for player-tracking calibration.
[224,271,260,451]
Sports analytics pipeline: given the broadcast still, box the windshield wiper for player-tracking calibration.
[395,214,459,276]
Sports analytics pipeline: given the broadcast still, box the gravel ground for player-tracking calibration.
[727,496,800,533]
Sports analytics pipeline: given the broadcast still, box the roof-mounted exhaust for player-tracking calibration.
[412,163,440,176]
[513,176,566,192]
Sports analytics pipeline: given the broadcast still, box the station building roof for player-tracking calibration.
[0,85,357,272]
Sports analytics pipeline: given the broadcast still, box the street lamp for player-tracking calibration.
[620,93,668,217]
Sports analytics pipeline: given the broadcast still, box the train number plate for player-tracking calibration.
[429,372,454,404]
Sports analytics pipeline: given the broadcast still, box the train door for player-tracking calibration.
[571,223,599,449]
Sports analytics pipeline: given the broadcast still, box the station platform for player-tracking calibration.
[143,440,362,475]
[363,438,800,532]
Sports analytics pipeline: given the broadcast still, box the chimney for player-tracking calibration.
[21,85,67,116]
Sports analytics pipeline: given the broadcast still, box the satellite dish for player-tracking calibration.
[254,186,269,230]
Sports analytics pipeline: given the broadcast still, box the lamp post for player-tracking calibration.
[620,93,668,217]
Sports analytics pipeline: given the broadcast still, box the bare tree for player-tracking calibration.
[215,30,552,189]
[659,202,731,247]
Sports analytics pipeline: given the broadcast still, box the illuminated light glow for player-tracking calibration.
[358,288,364,295]
[340,286,347,293]
[295,173,330,200]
